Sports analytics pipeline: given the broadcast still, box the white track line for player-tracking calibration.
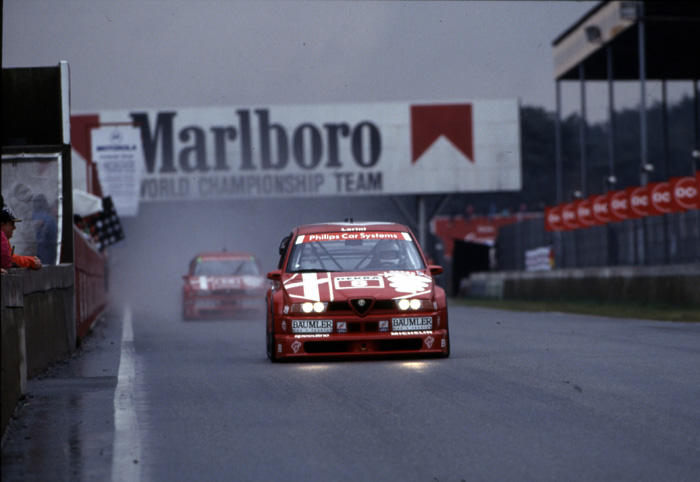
[111,306,142,482]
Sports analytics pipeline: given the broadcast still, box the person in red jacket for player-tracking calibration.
[1,208,42,271]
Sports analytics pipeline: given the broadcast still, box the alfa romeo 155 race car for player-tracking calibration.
[182,251,266,320]
[266,221,450,361]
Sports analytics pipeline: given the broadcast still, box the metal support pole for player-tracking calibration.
[417,195,426,249]
[579,63,588,197]
[554,80,563,268]
[555,80,563,204]
[606,44,616,182]
[638,7,648,265]
[639,8,649,186]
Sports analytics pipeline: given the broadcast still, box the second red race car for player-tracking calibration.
[182,251,266,320]
[266,221,450,361]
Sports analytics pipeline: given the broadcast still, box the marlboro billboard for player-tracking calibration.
[71,100,521,202]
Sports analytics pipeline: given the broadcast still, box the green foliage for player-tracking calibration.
[444,96,697,216]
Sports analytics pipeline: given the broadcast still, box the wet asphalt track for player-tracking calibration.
[2,303,700,482]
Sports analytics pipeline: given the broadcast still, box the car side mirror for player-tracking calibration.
[267,270,282,281]
[278,235,291,256]
[429,265,443,276]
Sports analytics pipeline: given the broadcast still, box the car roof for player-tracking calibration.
[195,252,255,261]
[294,221,410,235]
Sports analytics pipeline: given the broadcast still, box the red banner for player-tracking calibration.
[670,176,699,211]
[628,185,650,218]
[544,206,564,232]
[648,182,674,215]
[574,198,595,228]
[543,176,698,232]
[561,202,579,230]
[609,189,630,222]
[590,194,611,224]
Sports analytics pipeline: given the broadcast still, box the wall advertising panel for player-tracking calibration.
[73,100,521,202]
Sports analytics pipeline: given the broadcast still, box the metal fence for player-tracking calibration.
[497,210,700,271]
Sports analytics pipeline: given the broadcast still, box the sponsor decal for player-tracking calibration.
[283,272,332,302]
[291,319,334,333]
[301,231,403,243]
[392,317,433,331]
[391,330,434,336]
[337,321,347,333]
[379,320,389,332]
[291,340,302,354]
[425,336,435,349]
[334,276,384,290]
[294,334,330,338]
[195,276,244,290]
[385,271,431,295]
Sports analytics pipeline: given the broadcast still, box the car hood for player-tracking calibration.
[279,270,434,302]
[187,275,266,291]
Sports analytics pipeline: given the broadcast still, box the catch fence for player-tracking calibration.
[496,210,700,271]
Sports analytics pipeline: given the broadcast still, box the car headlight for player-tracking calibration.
[291,301,328,314]
[396,299,432,311]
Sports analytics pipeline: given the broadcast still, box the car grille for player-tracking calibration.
[327,300,394,313]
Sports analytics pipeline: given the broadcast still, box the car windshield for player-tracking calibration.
[286,232,425,273]
[194,259,260,276]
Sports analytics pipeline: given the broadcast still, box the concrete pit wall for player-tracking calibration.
[467,264,700,305]
[1,265,76,439]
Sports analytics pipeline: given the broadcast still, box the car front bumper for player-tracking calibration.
[271,328,449,359]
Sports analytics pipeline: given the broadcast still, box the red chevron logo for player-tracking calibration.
[411,104,473,164]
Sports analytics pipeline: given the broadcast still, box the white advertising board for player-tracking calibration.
[82,100,521,202]
[91,125,144,216]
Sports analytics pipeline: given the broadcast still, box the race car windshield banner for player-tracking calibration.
[72,100,521,202]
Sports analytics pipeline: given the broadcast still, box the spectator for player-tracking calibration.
[1,208,42,270]
[32,194,58,264]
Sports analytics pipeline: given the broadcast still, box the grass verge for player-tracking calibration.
[451,297,700,322]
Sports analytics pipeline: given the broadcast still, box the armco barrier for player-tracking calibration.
[1,265,76,439]
[467,264,700,305]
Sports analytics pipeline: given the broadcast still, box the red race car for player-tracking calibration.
[266,221,450,361]
[182,251,266,320]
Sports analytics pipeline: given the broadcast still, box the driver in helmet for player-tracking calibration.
[375,240,403,268]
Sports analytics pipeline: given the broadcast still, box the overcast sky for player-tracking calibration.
[7,0,688,122]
